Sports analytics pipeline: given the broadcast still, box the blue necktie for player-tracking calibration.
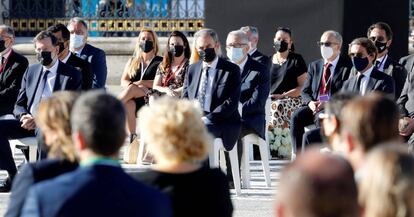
[198,66,210,110]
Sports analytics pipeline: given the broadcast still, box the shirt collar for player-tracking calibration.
[74,46,85,56]
[237,56,249,72]
[248,48,257,56]
[43,59,59,74]
[61,52,71,64]
[324,53,340,69]
[360,65,374,77]
[202,56,219,70]
[0,48,12,60]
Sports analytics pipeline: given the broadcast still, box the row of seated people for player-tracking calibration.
[0,18,108,192]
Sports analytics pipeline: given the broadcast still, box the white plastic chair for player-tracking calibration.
[9,137,38,162]
[240,98,272,188]
[209,138,241,196]
[0,114,16,120]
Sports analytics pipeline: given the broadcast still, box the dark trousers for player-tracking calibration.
[302,127,323,150]
[225,126,255,182]
[0,119,36,176]
[290,106,321,154]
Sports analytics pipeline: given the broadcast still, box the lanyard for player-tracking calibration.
[140,56,155,80]
[163,58,187,86]
[0,50,12,74]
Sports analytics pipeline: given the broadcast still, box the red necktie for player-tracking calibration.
[320,63,332,95]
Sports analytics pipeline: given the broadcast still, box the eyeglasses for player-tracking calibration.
[368,36,386,42]
[317,41,338,47]
[226,43,248,49]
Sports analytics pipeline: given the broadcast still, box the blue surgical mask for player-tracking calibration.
[352,56,369,72]
[227,47,245,63]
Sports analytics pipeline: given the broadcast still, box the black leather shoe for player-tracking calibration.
[0,177,12,192]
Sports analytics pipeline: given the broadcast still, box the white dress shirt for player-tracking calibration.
[248,48,257,56]
[359,66,374,95]
[61,52,71,64]
[41,60,59,99]
[198,57,219,112]
[323,54,340,78]
[237,56,248,72]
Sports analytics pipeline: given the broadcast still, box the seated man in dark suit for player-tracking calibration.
[341,37,395,97]
[367,22,407,99]
[21,91,172,217]
[225,30,269,182]
[0,31,81,192]
[48,24,92,90]
[240,26,270,68]
[397,64,414,151]
[67,17,107,89]
[0,25,29,117]
[182,28,241,156]
[290,30,352,155]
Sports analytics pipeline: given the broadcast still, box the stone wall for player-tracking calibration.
[12,37,194,85]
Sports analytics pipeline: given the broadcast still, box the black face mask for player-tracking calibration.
[198,48,216,62]
[170,45,184,57]
[36,51,54,66]
[58,42,65,54]
[274,40,288,53]
[0,40,6,53]
[352,56,369,72]
[140,40,154,53]
[374,41,387,53]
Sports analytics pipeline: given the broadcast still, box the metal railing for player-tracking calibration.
[2,0,205,36]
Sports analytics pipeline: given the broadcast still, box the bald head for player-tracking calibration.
[275,149,359,217]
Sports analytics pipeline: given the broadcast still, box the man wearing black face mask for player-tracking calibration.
[365,22,407,99]
[0,31,81,192]
[342,37,394,97]
[0,25,29,117]
[48,24,92,90]
[182,29,242,187]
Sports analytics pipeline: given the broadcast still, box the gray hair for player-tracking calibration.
[240,26,259,39]
[323,30,343,46]
[227,30,249,44]
[68,17,88,30]
[0,25,15,38]
[71,91,126,156]
[194,28,220,44]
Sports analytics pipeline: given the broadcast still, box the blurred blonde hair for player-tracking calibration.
[138,97,212,162]
[36,91,80,162]
[126,28,160,78]
[359,144,414,217]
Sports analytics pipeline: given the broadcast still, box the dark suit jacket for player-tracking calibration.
[240,57,270,139]
[79,43,107,89]
[399,54,414,73]
[0,50,29,116]
[21,165,172,217]
[397,68,414,117]
[5,159,78,217]
[13,61,82,119]
[66,53,93,90]
[342,68,395,98]
[352,56,407,99]
[301,55,353,105]
[250,50,270,69]
[182,58,241,150]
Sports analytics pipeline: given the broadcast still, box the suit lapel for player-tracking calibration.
[191,61,203,99]
[211,59,223,96]
[314,60,323,94]
[28,65,44,109]
[366,70,377,92]
[53,62,65,91]
[241,59,251,83]
[332,57,344,83]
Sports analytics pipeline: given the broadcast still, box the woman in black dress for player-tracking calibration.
[118,29,163,143]
[134,97,233,217]
[268,27,307,158]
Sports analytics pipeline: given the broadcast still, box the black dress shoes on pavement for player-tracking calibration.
[0,177,12,192]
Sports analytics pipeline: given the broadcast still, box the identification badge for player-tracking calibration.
[319,94,330,102]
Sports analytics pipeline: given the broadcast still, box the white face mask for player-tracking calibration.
[70,34,85,49]
[321,46,334,60]
[227,47,245,63]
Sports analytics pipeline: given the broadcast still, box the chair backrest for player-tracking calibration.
[0,114,16,120]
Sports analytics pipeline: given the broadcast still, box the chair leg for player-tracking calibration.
[29,146,37,163]
[136,139,146,165]
[241,137,250,189]
[209,139,220,168]
[258,140,271,187]
[229,146,241,196]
